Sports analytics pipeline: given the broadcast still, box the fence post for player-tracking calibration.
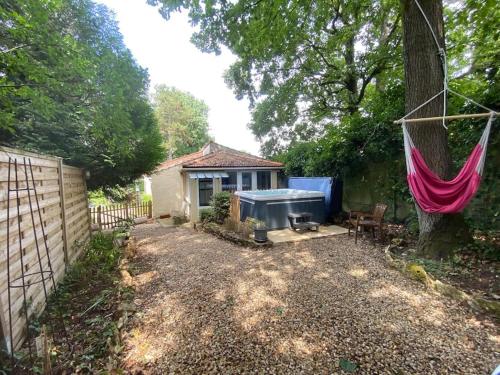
[57,158,69,266]
[97,205,102,230]
[125,202,129,220]
[148,200,152,218]
[83,169,92,239]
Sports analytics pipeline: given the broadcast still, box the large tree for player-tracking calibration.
[148,0,402,154]
[148,0,495,257]
[152,85,210,158]
[401,0,471,258]
[0,0,164,189]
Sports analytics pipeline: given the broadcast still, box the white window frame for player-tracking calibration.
[198,177,215,208]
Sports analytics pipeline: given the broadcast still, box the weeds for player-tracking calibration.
[1,230,134,374]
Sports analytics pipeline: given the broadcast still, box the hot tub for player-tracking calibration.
[235,189,325,229]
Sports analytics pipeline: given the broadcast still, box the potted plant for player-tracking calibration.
[253,220,268,243]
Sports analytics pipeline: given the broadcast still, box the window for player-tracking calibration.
[242,172,252,191]
[257,171,271,190]
[198,178,213,206]
[222,172,237,192]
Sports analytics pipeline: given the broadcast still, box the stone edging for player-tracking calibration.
[200,222,272,248]
[108,237,137,369]
[383,246,499,319]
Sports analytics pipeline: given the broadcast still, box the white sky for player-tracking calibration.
[97,0,261,155]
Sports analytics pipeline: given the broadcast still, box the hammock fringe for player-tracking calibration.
[402,113,494,213]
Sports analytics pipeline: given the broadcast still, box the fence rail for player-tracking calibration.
[0,146,90,353]
[90,201,152,229]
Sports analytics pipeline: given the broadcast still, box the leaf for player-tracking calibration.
[339,358,358,373]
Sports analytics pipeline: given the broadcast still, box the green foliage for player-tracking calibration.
[104,185,135,203]
[274,82,411,223]
[148,0,402,152]
[90,186,153,206]
[88,189,111,206]
[0,0,164,189]
[152,85,210,158]
[210,191,231,224]
[244,217,266,230]
[147,0,498,232]
[445,0,499,84]
[446,89,500,231]
[14,230,131,372]
[199,207,216,223]
[459,239,500,262]
[275,82,405,176]
[85,232,121,271]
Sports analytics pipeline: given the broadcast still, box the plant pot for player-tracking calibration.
[254,228,268,243]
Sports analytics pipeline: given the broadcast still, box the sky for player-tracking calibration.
[97,0,261,155]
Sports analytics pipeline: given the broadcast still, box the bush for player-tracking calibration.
[88,189,111,206]
[199,208,216,223]
[211,191,231,223]
[85,232,120,272]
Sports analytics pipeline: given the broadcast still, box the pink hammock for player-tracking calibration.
[402,114,494,213]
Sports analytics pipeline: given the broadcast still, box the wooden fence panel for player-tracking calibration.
[62,165,90,263]
[90,201,152,230]
[230,194,240,223]
[0,147,90,353]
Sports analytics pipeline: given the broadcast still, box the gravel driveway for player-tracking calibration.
[122,223,498,374]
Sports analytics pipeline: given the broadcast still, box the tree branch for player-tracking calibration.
[0,44,28,54]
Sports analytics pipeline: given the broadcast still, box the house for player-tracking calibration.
[151,142,284,221]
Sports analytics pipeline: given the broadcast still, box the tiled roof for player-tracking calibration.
[183,150,283,168]
[156,142,283,171]
[156,150,203,170]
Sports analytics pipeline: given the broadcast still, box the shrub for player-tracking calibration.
[244,217,260,229]
[199,208,216,223]
[210,191,231,223]
[85,232,120,272]
[88,189,111,206]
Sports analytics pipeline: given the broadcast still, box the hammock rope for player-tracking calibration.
[397,0,498,213]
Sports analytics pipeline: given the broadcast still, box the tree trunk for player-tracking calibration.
[344,36,358,115]
[401,0,471,259]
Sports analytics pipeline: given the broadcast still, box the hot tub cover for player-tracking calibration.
[236,189,325,201]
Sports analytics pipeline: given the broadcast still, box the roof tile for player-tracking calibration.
[156,150,203,170]
[183,150,283,168]
[156,142,282,170]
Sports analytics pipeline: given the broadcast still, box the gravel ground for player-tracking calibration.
[122,223,499,374]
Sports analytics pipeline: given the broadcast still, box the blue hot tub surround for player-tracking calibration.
[235,189,325,229]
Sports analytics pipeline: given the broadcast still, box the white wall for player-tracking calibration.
[143,176,152,195]
[151,165,185,217]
